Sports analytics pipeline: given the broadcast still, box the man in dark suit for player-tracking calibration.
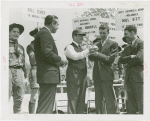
[119,26,143,114]
[89,24,118,114]
[34,15,67,114]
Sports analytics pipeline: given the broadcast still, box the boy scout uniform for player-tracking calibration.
[9,39,27,114]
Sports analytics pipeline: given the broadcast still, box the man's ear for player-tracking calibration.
[51,21,55,27]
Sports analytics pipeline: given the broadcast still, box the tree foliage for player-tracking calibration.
[81,8,115,19]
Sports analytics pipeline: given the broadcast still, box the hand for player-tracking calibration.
[29,51,34,57]
[89,51,99,57]
[24,78,29,87]
[60,60,68,68]
[131,55,136,58]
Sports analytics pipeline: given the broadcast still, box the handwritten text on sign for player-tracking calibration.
[115,8,144,30]
[22,8,47,23]
[72,17,99,35]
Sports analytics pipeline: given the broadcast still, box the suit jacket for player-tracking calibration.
[89,39,118,81]
[34,27,61,84]
[119,38,143,83]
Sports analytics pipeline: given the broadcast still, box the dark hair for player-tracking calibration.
[72,30,78,39]
[44,15,58,25]
[124,25,137,34]
[99,24,109,33]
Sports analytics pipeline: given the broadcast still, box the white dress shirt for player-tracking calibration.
[64,41,89,61]
[131,38,137,47]
[44,26,51,33]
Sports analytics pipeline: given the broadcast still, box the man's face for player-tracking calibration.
[99,29,109,40]
[124,30,134,42]
[74,34,84,44]
[52,19,59,33]
[9,28,20,40]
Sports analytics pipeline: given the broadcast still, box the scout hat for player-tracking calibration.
[122,44,128,48]
[29,28,40,37]
[93,37,101,44]
[9,23,24,35]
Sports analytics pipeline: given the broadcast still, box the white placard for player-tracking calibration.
[22,8,47,23]
[115,8,144,30]
[72,16,99,35]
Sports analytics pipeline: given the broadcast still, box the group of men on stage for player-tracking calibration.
[9,14,143,114]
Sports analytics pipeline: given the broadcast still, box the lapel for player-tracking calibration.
[101,39,111,53]
[131,39,139,53]
[43,27,58,54]
[97,42,102,53]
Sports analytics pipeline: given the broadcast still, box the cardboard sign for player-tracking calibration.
[72,16,99,35]
[115,8,144,30]
[22,8,47,23]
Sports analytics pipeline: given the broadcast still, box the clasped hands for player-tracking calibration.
[88,45,99,57]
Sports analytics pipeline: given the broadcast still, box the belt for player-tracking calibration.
[9,66,22,69]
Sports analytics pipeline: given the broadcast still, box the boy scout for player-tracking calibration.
[9,23,27,113]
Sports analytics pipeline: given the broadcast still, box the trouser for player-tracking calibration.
[66,67,87,114]
[30,88,39,103]
[29,88,39,114]
[94,79,117,114]
[126,75,143,114]
[9,68,24,114]
[36,84,57,114]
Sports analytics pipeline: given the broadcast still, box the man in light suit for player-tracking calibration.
[119,26,143,114]
[34,15,67,114]
[89,24,118,114]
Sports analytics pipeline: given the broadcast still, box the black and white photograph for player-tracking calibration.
[1,1,150,120]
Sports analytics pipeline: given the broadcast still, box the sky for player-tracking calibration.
[9,8,143,64]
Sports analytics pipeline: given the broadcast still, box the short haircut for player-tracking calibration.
[99,24,109,33]
[72,30,78,39]
[44,15,58,25]
[124,25,137,34]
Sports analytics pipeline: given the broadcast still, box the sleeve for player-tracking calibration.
[119,49,131,64]
[96,42,118,64]
[26,45,32,56]
[128,42,143,66]
[40,32,61,66]
[64,45,89,61]
[22,48,27,79]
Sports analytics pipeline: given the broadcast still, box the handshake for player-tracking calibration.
[88,45,99,56]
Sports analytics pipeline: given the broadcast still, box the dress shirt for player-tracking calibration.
[44,26,51,33]
[131,38,137,47]
[101,36,108,46]
[64,41,89,61]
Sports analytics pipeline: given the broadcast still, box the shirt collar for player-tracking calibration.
[44,26,51,33]
[101,36,108,45]
[132,38,137,46]
[73,41,79,47]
